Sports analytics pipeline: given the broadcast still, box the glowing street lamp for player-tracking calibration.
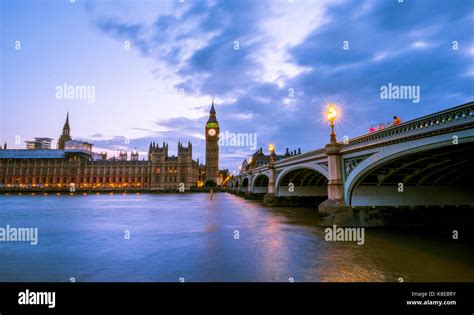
[269,143,276,164]
[326,104,338,143]
[268,143,275,154]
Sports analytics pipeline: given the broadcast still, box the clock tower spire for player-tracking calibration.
[205,100,219,183]
[57,112,72,150]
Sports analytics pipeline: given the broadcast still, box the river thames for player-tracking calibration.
[0,193,473,282]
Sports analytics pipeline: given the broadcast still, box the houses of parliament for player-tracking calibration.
[0,104,222,191]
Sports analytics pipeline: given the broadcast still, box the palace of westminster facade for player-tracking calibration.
[0,104,222,191]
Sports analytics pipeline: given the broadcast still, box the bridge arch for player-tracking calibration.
[345,136,474,206]
[241,177,249,192]
[252,174,269,194]
[275,166,328,197]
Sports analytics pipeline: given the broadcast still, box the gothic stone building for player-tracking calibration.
[148,141,201,190]
[0,105,218,191]
[205,101,219,183]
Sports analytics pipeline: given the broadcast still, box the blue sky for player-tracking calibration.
[1,0,473,172]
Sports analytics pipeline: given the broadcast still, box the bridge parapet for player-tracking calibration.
[342,102,474,152]
[274,148,326,167]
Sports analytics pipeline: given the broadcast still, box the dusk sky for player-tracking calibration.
[1,0,473,172]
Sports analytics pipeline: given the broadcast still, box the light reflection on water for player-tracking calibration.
[0,193,472,282]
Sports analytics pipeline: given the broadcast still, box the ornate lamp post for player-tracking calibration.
[319,102,354,227]
[268,143,275,163]
[327,104,338,143]
[264,143,276,205]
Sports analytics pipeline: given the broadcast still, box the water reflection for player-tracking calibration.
[0,193,472,282]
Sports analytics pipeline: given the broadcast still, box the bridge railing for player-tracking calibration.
[274,148,326,166]
[342,102,474,149]
[241,148,326,175]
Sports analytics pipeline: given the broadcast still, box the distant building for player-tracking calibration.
[99,152,108,160]
[25,142,35,150]
[57,113,72,149]
[240,147,301,173]
[118,151,128,161]
[147,141,203,190]
[64,140,93,152]
[0,104,219,191]
[131,149,139,161]
[25,137,53,150]
[218,169,230,186]
[0,149,150,190]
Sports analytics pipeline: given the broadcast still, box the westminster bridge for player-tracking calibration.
[229,102,474,227]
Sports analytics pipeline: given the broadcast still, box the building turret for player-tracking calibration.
[119,151,128,161]
[131,148,139,161]
[148,142,168,163]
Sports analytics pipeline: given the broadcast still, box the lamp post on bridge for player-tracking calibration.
[246,157,253,195]
[327,104,338,144]
[268,144,276,195]
[318,103,356,227]
[269,144,275,156]
[324,104,343,202]
[263,143,277,206]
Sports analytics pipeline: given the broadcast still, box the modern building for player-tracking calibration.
[25,137,53,150]
[64,140,93,152]
[0,104,218,191]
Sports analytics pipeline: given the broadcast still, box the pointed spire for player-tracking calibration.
[210,98,216,114]
[60,111,71,139]
[3,142,6,150]
[63,112,70,130]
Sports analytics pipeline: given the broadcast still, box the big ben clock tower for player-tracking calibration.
[205,101,219,183]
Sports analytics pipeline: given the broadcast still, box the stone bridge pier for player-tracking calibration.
[318,143,364,227]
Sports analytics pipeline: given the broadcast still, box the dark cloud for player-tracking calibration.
[96,18,150,55]
[93,0,474,170]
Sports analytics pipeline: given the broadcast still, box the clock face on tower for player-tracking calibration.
[208,128,216,137]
